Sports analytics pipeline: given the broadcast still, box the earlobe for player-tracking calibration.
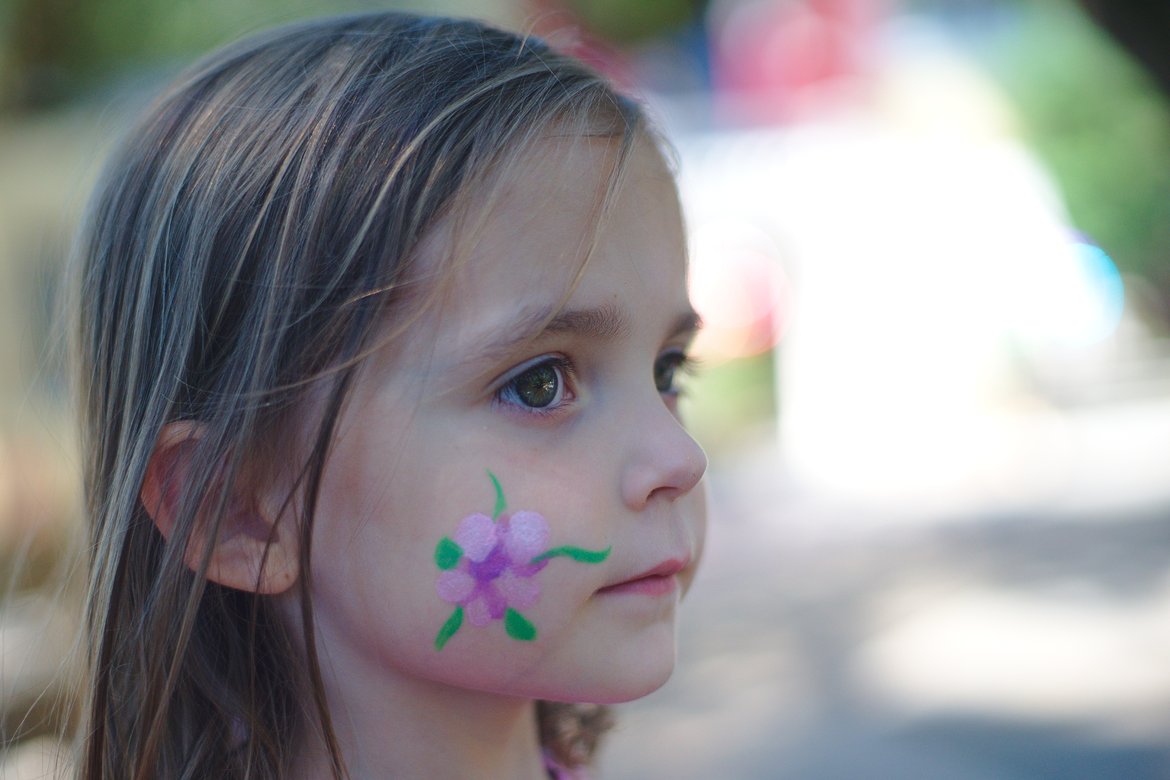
[140,421,300,595]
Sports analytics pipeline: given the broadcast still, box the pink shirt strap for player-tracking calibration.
[543,751,590,780]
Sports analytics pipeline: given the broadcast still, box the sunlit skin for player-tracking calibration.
[282,136,708,779]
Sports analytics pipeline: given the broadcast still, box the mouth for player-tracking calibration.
[596,558,689,598]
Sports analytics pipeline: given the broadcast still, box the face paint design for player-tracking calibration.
[433,471,611,650]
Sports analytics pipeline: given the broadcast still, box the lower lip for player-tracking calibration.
[597,574,679,598]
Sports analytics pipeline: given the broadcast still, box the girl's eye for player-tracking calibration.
[654,350,694,396]
[497,357,572,411]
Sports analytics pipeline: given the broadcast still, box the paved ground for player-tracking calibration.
[601,401,1170,779]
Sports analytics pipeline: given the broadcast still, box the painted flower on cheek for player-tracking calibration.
[436,511,549,629]
[432,472,611,650]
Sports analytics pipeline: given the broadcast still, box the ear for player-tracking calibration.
[140,421,300,595]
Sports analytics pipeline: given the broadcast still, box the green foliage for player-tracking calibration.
[566,0,697,44]
[0,0,508,108]
[980,3,1170,314]
[681,351,777,455]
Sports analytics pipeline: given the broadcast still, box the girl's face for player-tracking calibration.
[300,135,707,706]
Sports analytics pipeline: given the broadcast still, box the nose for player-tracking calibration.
[620,402,708,510]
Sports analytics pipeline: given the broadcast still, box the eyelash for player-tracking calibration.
[655,349,698,398]
[493,349,699,417]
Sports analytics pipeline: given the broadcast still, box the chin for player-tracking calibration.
[596,668,675,704]
[559,644,678,705]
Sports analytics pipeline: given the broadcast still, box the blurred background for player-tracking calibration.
[1,0,1168,777]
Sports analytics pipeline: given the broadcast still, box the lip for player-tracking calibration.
[597,558,688,598]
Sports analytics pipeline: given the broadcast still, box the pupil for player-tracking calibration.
[518,365,558,407]
[655,362,673,393]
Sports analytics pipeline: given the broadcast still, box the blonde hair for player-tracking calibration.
[70,13,641,778]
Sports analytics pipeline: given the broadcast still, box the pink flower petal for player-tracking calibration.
[504,511,549,564]
[466,596,493,627]
[435,570,475,604]
[497,570,541,609]
[454,513,497,562]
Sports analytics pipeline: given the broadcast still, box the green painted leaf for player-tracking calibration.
[504,608,536,642]
[488,470,506,520]
[434,537,462,570]
[434,606,464,651]
[530,545,612,565]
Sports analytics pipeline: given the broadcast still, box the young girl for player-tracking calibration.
[71,12,707,779]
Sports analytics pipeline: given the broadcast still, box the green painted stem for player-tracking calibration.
[434,606,464,651]
[488,470,506,520]
[530,545,612,565]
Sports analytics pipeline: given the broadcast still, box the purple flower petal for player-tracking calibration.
[481,584,507,620]
[504,511,549,564]
[511,560,549,578]
[469,545,509,582]
[436,570,475,604]
[454,513,497,562]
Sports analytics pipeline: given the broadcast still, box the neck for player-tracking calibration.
[288,672,547,780]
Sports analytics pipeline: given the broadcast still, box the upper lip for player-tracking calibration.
[603,557,689,588]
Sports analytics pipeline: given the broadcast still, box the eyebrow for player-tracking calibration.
[469,302,702,371]
[473,303,627,368]
[545,303,631,341]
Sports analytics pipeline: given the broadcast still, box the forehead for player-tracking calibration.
[412,133,685,344]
